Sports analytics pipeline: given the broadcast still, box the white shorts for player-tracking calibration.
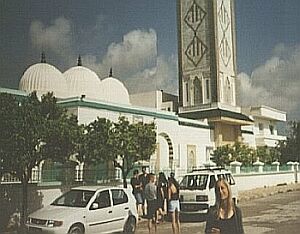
[168,200,180,212]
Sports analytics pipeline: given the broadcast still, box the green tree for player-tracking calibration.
[78,117,115,183]
[211,144,232,166]
[277,121,300,163]
[112,116,156,188]
[0,92,80,228]
[255,146,281,164]
[211,143,254,166]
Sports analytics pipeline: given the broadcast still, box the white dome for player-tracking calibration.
[100,77,130,105]
[64,66,101,99]
[19,63,67,98]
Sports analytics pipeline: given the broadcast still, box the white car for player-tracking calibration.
[179,167,238,215]
[26,186,138,234]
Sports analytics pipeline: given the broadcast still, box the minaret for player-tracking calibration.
[177,0,252,146]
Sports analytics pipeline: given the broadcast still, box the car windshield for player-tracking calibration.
[51,190,95,207]
[180,174,208,190]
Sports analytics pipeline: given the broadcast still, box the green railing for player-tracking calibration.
[41,168,63,182]
[236,164,294,174]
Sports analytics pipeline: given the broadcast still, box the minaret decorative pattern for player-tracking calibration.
[218,1,231,67]
[184,0,208,67]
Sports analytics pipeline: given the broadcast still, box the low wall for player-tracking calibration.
[234,170,299,191]
[38,187,62,207]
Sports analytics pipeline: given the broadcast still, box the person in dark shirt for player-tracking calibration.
[205,178,244,234]
[130,169,143,217]
[156,172,168,222]
[138,166,149,216]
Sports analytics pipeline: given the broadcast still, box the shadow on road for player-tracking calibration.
[162,213,207,223]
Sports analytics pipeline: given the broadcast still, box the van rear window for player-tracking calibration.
[217,173,235,185]
[180,175,208,190]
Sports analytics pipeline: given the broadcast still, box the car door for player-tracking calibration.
[85,189,113,233]
[110,188,130,230]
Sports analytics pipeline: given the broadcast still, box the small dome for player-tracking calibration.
[100,77,130,105]
[19,63,67,98]
[64,66,101,99]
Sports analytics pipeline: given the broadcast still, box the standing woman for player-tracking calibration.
[168,175,181,234]
[156,172,168,222]
[205,178,244,234]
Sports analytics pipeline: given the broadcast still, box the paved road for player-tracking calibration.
[135,189,300,234]
[241,189,300,234]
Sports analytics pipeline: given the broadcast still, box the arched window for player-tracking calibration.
[194,77,203,105]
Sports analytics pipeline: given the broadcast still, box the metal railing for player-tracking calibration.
[1,163,298,184]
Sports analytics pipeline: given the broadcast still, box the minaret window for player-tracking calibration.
[206,79,210,99]
[194,77,203,105]
[226,77,232,104]
[185,82,189,103]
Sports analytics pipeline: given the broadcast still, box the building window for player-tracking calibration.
[206,147,214,162]
[193,77,203,105]
[206,79,210,99]
[133,115,143,123]
[226,77,232,104]
[269,125,274,135]
[258,123,264,132]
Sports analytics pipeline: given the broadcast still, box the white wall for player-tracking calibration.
[68,102,213,176]
[156,117,213,176]
[234,171,299,191]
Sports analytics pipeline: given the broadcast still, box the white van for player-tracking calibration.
[179,167,238,214]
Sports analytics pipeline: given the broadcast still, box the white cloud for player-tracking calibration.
[85,29,158,78]
[239,44,300,120]
[125,55,178,94]
[82,29,178,93]
[30,17,74,64]
[29,18,178,96]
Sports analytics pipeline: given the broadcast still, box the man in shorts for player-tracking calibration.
[144,173,158,233]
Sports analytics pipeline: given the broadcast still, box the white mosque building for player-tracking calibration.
[3,54,214,175]
[0,53,286,177]
[0,0,287,178]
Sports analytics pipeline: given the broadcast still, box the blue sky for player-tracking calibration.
[1,0,300,121]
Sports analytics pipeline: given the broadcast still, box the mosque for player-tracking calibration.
[0,0,286,177]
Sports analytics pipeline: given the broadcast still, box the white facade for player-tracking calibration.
[58,96,213,177]
[242,106,287,148]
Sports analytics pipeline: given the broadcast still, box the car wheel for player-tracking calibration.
[68,224,84,234]
[123,216,136,233]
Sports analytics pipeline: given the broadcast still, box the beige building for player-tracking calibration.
[242,106,287,148]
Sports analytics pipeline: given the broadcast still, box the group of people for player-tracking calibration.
[130,167,180,234]
[131,167,244,234]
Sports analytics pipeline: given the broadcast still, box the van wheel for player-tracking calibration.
[68,224,84,234]
[123,216,136,233]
